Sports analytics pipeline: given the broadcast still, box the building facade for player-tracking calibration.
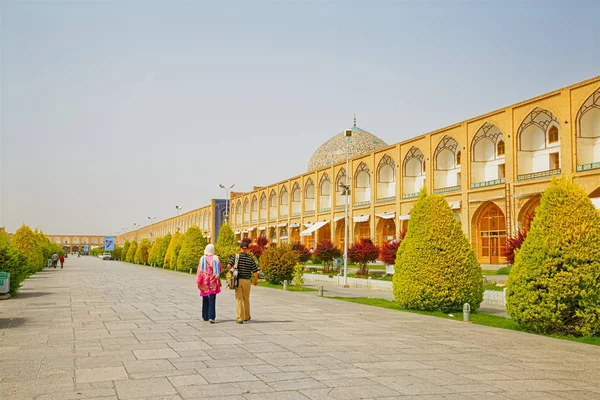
[228,76,600,266]
[47,235,106,253]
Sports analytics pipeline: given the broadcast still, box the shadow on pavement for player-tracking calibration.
[0,318,26,329]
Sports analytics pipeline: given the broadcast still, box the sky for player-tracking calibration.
[1,0,599,235]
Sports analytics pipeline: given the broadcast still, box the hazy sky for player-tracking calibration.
[1,0,599,235]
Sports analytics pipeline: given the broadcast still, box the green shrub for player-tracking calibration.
[157,233,171,268]
[260,244,299,284]
[506,177,600,336]
[112,245,123,261]
[164,232,181,269]
[393,189,483,312]
[215,223,238,273]
[121,240,130,261]
[496,266,511,275]
[126,240,138,263]
[170,233,184,270]
[293,264,304,288]
[135,238,152,265]
[0,231,28,295]
[148,237,163,266]
[177,226,207,272]
[11,225,44,272]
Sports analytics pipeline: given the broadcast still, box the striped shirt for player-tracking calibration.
[229,253,258,279]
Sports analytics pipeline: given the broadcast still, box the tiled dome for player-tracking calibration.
[307,125,388,172]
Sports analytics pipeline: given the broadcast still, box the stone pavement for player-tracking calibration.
[1,257,600,400]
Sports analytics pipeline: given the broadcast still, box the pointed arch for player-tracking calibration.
[235,200,242,225]
[291,182,301,215]
[279,186,289,217]
[251,195,258,222]
[354,162,371,205]
[319,173,332,211]
[433,136,461,192]
[402,146,426,198]
[335,168,347,208]
[471,123,506,188]
[269,190,277,220]
[517,107,561,179]
[304,178,315,213]
[376,154,396,201]
[243,198,250,224]
[259,192,267,220]
[473,201,507,264]
[576,87,600,169]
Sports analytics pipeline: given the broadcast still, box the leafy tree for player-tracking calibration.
[504,230,527,265]
[260,244,299,284]
[177,226,207,272]
[121,240,131,262]
[313,240,341,273]
[125,240,138,263]
[164,232,181,269]
[11,225,43,272]
[506,177,600,336]
[0,231,28,295]
[249,236,268,260]
[112,245,123,261]
[135,238,152,265]
[158,232,171,268]
[379,240,401,266]
[393,189,483,312]
[215,223,238,272]
[169,233,185,270]
[292,243,312,263]
[148,236,163,266]
[348,238,379,276]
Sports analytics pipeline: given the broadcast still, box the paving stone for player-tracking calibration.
[168,374,209,387]
[133,348,181,360]
[114,377,177,398]
[75,366,128,383]
[199,366,259,383]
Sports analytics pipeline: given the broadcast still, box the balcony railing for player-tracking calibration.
[376,196,396,204]
[259,218,267,222]
[335,205,345,210]
[402,192,419,199]
[251,219,258,223]
[318,207,331,213]
[304,211,315,216]
[353,201,370,207]
[291,212,301,217]
[577,162,600,172]
[470,178,505,189]
[517,169,561,182]
[433,185,461,194]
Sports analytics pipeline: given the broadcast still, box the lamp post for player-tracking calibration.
[175,206,182,232]
[219,184,235,222]
[343,128,353,286]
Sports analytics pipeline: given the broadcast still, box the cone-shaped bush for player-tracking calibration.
[506,177,600,336]
[135,238,152,265]
[215,223,238,270]
[11,225,43,272]
[121,240,130,261]
[393,189,483,311]
[158,233,171,268]
[148,236,163,266]
[0,231,28,295]
[164,232,182,269]
[126,240,138,263]
[177,226,207,272]
[261,244,298,284]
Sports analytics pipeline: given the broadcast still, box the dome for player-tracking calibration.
[307,125,388,172]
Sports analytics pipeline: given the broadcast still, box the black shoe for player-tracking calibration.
[236,320,244,324]
[209,320,215,324]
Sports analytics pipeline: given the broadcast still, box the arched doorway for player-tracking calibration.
[72,246,80,253]
[518,196,541,233]
[476,202,507,264]
[318,222,331,244]
[291,227,300,245]
[335,219,345,248]
[354,221,370,242]
[377,218,396,245]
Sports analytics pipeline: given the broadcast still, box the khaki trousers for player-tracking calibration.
[235,279,251,321]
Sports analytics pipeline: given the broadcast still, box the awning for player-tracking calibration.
[277,223,287,227]
[375,212,395,219]
[448,200,461,210]
[234,231,241,235]
[333,215,345,222]
[258,226,267,231]
[353,215,370,223]
[592,198,600,209]
[303,223,313,228]
[300,221,329,237]
[248,227,255,231]
[242,230,248,233]
[398,215,410,221]
[289,223,300,228]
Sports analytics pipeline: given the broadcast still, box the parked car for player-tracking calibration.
[99,253,112,260]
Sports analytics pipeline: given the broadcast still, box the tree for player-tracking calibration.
[393,189,483,312]
[379,240,401,266]
[11,225,43,272]
[126,240,138,263]
[215,223,238,272]
[348,238,379,276]
[135,238,152,265]
[313,240,341,273]
[504,230,527,265]
[148,237,163,266]
[249,236,268,260]
[506,177,600,336]
[157,232,171,268]
[292,243,312,263]
[177,226,207,272]
[0,231,28,295]
[112,245,123,262]
[260,244,299,284]
[170,233,185,270]
[121,240,130,262]
[164,232,181,269]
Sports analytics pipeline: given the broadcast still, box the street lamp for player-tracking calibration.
[175,205,182,216]
[219,183,235,222]
[342,128,353,286]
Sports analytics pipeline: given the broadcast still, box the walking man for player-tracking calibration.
[228,239,259,324]
[51,253,59,269]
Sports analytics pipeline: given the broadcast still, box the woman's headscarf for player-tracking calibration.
[204,243,215,256]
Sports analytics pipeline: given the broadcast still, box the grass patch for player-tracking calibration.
[330,297,600,346]
[484,283,505,291]
[257,281,318,292]
[482,266,511,276]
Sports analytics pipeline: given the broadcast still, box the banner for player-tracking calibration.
[83,244,89,253]
[104,237,115,251]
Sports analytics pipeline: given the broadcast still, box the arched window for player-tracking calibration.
[251,196,258,222]
[260,193,267,220]
[243,200,250,224]
[548,126,559,144]
[354,162,371,205]
[319,173,331,211]
[335,168,346,207]
[304,178,315,213]
[269,190,277,220]
[376,155,395,200]
[280,187,289,217]
[497,140,505,156]
[471,123,505,186]
[291,183,301,215]
[235,200,242,225]
[517,108,561,177]
[433,136,461,191]
[576,87,600,167]
[403,147,425,197]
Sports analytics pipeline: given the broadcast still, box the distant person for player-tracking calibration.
[59,255,65,269]
[47,257,52,269]
[228,239,259,324]
[196,244,221,323]
[51,253,59,268]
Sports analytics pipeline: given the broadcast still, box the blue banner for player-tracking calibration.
[83,244,89,253]
[104,237,115,251]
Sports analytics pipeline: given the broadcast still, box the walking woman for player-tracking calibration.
[196,244,221,323]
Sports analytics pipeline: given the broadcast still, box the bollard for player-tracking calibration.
[283,280,288,291]
[312,271,315,283]
[318,285,323,297]
[189,268,192,274]
[463,303,471,322]
[367,276,372,289]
